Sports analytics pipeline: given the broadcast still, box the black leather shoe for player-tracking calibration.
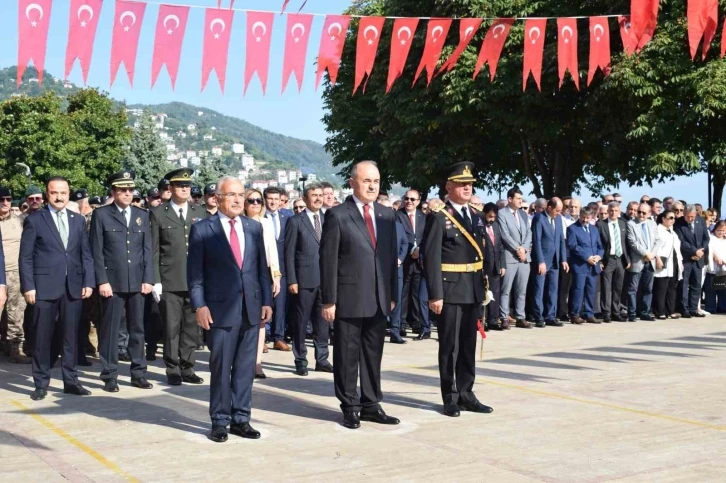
[63,384,91,396]
[603,316,612,323]
[295,366,309,376]
[360,408,400,425]
[443,403,460,417]
[693,312,706,318]
[210,425,228,443]
[545,320,564,327]
[628,316,637,322]
[400,329,408,337]
[342,412,361,429]
[31,388,47,401]
[681,312,693,319]
[389,336,407,344]
[118,352,131,362]
[415,332,431,340]
[168,375,182,386]
[535,321,546,328]
[103,380,119,393]
[255,371,267,379]
[611,314,624,322]
[315,363,333,373]
[131,378,153,389]
[230,422,261,439]
[460,399,493,414]
[640,314,655,321]
[182,374,204,384]
[78,359,93,367]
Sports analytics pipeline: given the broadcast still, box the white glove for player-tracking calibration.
[482,290,495,307]
[152,283,162,303]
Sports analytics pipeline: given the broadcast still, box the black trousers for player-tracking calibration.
[333,310,386,414]
[484,269,501,324]
[653,276,678,316]
[600,256,625,317]
[400,258,422,328]
[435,302,478,405]
[557,269,573,319]
[207,317,257,426]
[160,291,197,377]
[99,292,147,381]
[143,293,162,352]
[290,287,330,367]
[32,292,83,389]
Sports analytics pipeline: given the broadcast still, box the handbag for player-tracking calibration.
[713,275,726,291]
[659,256,668,269]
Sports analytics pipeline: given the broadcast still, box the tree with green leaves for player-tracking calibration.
[0,89,130,196]
[323,0,725,202]
[194,155,228,188]
[124,110,173,194]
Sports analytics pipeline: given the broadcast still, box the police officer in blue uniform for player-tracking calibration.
[90,171,154,392]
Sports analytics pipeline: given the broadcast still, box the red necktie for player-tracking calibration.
[409,213,414,229]
[229,220,243,269]
[363,204,377,249]
[487,225,495,245]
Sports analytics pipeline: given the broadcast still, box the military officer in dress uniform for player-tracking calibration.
[422,162,494,418]
[150,168,208,386]
[90,171,155,392]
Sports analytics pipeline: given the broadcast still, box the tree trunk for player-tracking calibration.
[713,169,725,214]
[521,137,543,198]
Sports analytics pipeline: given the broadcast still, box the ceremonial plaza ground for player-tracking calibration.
[2,316,725,482]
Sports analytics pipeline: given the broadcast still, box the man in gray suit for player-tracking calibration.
[625,203,660,322]
[497,187,532,329]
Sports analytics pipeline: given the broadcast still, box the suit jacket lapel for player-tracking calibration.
[347,198,374,250]
[211,216,240,270]
[242,217,254,271]
[111,206,128,228]
[302,211,320,244]
[41,209,65,250]
[164,203,185,227]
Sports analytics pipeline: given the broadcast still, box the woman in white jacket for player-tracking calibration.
[243,188,281,379]
[653,210,683,319]
[704,221,726,314]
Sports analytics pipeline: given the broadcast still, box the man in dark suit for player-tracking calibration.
[675,205,709,318]
[531,198,569,328]
[150,168,208,386]
[19,177,95,401]
[567,207,605,324]
[263,187,291,352]
[188,176,273,443]
[320,161,400,429]
[597,202,631,322]
[90,171,154,392]
[423,162,493,417]
[284,182,333,375]
[481,203,506,331]
[395,190,426,337]
[386,199,410,343]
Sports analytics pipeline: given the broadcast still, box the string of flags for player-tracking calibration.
[15,0,726,95]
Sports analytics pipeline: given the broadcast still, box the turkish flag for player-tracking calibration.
[437,18,482,75]
[151,4,190,90]
[413,19,452,87]
[688,0,719,60]
[631,0,659,50]
[618,16,638,56]
[201,8,234,93]
[353,16,385,94]
[65,0,103,84]
[110,0,146,88]
[315,15,350,90]
[557,18,579,90]
[722,20,726,58]
[245,11,275,95]
[386,18,419,93]
[523,19,547,91]
[588,17,611,86]
[282,13,314,93]
[281,0,290,13]
[17,0,53,86]
[473,19,514,81]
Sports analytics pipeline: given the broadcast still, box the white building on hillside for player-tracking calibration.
[232,143,245,154]
[241,154,254,170]
[211,147,223,157]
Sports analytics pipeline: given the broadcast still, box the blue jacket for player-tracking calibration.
[19,207,95,300]
[567,221,605,275]
[531,212,567,269]
[187,214,273,328]
[265,210,289,277]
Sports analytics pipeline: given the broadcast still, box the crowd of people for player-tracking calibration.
[0,161,720,442]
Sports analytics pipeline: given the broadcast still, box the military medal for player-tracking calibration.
[136,217,142,226]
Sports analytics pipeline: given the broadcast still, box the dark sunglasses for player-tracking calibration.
[246,198,263,205]
[664,216,675,220]
[674,209,684,212]
[27,196,43,202]
[403,197,418,202]
[637,211,649,215]
[0,197,12,202]
[294,206,306,211]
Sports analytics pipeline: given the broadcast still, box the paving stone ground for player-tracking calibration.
[2,316,726,482]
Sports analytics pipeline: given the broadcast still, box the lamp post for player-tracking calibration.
[299,175,308,193]
[16,162,31,185]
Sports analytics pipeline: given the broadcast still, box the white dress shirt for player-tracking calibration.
[115,203,131,226]
[708,235,726,275]
[170,200,188,221]
[218,211,245,260]
[448,200,470,226]
[608,220,619,255]
[47,205,69,233]
[267,210,281,239]
[352,195,377,237]
[305,208,322,227]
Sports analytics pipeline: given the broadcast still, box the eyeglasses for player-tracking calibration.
[403,197,418,202]
[246,198,263,205]
[0,197,12,202]
[664,216,675,220]
[116,187,134,193]
[219,192,244,199]
[637,211,649,215]
[674,209,684,213]
[27,196,42,201]
[294,206,306,212]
